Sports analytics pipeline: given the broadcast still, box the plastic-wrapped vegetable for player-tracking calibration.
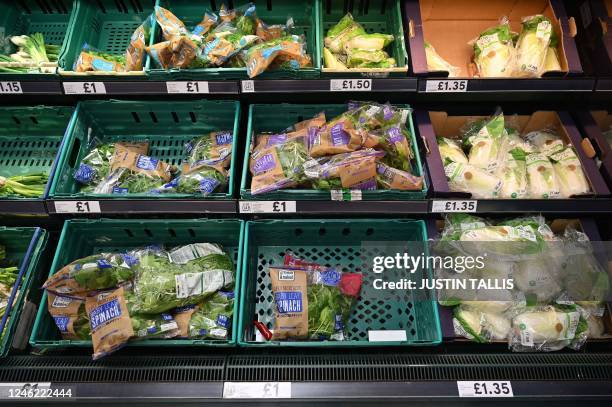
[376,162,423,191]
[309,114,363,157]
[437,137,468,164]
[496,148,528,199]
[305,149,384,190]
[131,243,234,314]
[245,35,309,78]
[174,291,234,339]
[324,13,366,54]
[544,45,561,71]
[346,49,394,68]
[364,125,413,171]
[343,34,394,52]
[154,6,188,40]
[525,152,560,199]
[74,44,126,72]
[445,161,503,198]
[453,305,511,342]
[515,15,553,78]
[249,137,309,194]
[424,41,460,77]
[550,148,590,197]
[509,305,582,351]
[472,19,516,77]
[185,131,233,169]
[524,130,565,156]
[196,33,259,68]
[463,111,505,172]
[323,47,347,69]
[255,17,293,41]
[43,253,136,296]
[158,164,227,196]
[514,258,562,304]
[47,293,90,340]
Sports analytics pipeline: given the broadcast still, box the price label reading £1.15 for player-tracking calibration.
[431,200,477,213]
[0,81,23,94]
[457,381,513,398]
[330,79,372,91]
[425,79,468,93]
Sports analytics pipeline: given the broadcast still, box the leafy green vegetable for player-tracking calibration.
[173,167,227,195]
[0,172,48,198]
[307,283,353,339]
[73,143,116,187]
[187,291,234,339]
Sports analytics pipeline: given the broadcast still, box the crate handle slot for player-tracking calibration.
[95,0,107,13]
[67,138,82,169]
[124,229,134,238]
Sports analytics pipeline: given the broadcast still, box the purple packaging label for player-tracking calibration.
[387,127,403,143]
[377,163,387,175]
[136,155,158,171]
[215,132,233,145]
[330,123,350,146]
[253,153,276,174]
[308,127,319,148]
[198,177,220,194]
[383,105,394,121]
[53,316,70,332]
[352,178,377,190]
[267,133,288,147]
[219,291,235,299]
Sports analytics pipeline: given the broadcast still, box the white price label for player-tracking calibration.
[223,382,291,399]
[431,200,477,213]
[425,79,468,93]
[166,81,209,94]
[350,190,362,201]
[330,190,344,201]
[54,201,101,213]
[239,201,296,213]
[0,81,23,94]
[0,383,73,399]
[241,80,255,93]
[457,381,513,398]
[63,82,107,94]
[330,79,372,91]
[368,330,407,342]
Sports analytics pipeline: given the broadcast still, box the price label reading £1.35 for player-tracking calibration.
[425,79,468,93]
[457,381,513,398]
[431,200,477,213]
[330,79,372,91]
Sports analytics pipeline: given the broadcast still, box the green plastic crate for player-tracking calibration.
[238,219,441,347]
[0,227,49,357]
[58,0,155,76]
[146,0,320,80]
[240,103,427,200]
[0,0,73,79]
[49,99,240,200]
[0,106,74,200]
[30,218,244,350]
[319,0,408,77]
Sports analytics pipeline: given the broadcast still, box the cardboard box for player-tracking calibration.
[416,109,610,198]
[576,110,612,190]
[406,0,582,77]
[427,217,612,344]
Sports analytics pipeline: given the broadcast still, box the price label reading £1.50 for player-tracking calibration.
[431,200,477,213]
[457,381,513,398]
[330,79,372,91]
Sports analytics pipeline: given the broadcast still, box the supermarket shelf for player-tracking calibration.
[417,77,596,93]
[46,199,238,215]
[0,80,62,95]
[595,79,612,91]
[430,198,612,214]
[60,80,239,95]
[0,201,47,216]
[240,78,418,93]
[238,200,429,215]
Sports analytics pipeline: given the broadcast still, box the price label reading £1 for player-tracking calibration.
[223,382,291,399]
[63,82,107,94]
[431,200,477,213]
[54,201,101,213]
[166,81,209,94]
[330,79,372,91]
[239,201,296,214]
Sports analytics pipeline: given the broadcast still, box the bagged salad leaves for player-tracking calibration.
[515,15,554,78]
[376,162,423,191]
[305,149,384,190]
[131,243,234,314]
[472,18,516,78]
[74,44,126,72]
[267,252,362,340]
[185,131,233,170]
[159,164,227,196]
[309,114,363,157]
[48,292,90,340]
[245,35,310,78]
[98,151,174,195]
[173,290,234,339]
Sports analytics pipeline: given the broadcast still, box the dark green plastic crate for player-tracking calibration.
[240,103,427,200]
[0,106,74,201]
[59,0,155,76]
[0,0,72,79]
[146,0,320,80]
[49,99,240,200]
[0,227,49,357]
[319,0,409,77]
[238,219,441,347]
[30,218,244,350]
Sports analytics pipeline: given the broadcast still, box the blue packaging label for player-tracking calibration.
[320,269,341,286]
[90,298,122,331]
[216,314,230,328]
[199,177,220,194]
[97,259,112,269]
[161,313,173,321]
[136,155,158,171]
[53,316,70,332]
[174,304,197,313]
[147,326,157,334]
[121,253,139,267]
[92,57,115,72]
[74,163,96,184]
[198,329,207,336]
[334,314,344,330]
[219,291,235,299]
[253,153,276,174]
[215,132,233,145]
[112,187,129,194]
[275,292,302,314]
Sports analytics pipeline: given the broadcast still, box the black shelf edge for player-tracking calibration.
[417,77,596,93]
[0,80,63,95]
[595,78,612,91]
[47,199,237,215]
[430,198,612,214]
[60,80,240,95]
[241,78,418,93]
[239,200,429,214]
[0,200,47,216]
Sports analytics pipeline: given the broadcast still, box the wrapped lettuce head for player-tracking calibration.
[515,15,554,78]
[325,13,366,53]
[445,161,503,199]
[472,20,516,77]
[525,152,560,199]
[550,148,590,197]
[343,33,394,52]
[524,130,565,156]
[346,49,392,68]
[323,47,347,69]
[437,137,468,164]
[453,305,511,342]
[514,259,562,304]
[510,305,582,351]
[462,111,505,173]
[496,147,528,199]
[424,41,460,77]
